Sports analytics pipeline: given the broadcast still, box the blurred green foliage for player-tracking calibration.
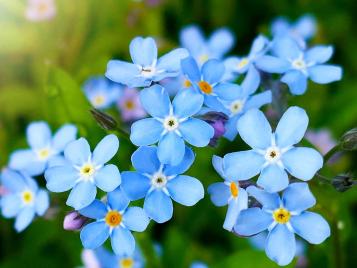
[0,0,356,267]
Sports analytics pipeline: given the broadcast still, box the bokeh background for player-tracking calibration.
[0,0,356,267]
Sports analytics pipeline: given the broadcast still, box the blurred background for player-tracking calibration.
[0,0,356,267]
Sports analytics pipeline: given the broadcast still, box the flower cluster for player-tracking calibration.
[1,14,344,267]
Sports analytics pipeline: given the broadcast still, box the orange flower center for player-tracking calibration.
[273,208,291,224]
[105,211,122,227]
[230,182,239,198]
[198,81,212,94]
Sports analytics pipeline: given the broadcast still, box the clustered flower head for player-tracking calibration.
[0,13,344,267]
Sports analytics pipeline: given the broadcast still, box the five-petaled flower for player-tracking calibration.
[121,146,204,223]
[45,134,121,210]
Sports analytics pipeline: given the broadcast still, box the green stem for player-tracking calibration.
[323,144,341,164]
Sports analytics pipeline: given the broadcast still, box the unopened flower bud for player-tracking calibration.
[201,112,228,146]
[63,211,88,231]
[332,174,356,192]
[90,108,117,131]
[340,128,357,151]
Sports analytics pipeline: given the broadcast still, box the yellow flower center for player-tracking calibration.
[80,164,95,179]
[198,54,209,64]
[198,81,212,94]
[273,208,291,224]
[22,190,34,204]
[238,58,249,69]
[124,100,135,110]
[119,257,134,268]
[230,182,239,198]
[37,148,50,160]
[105,210,122,227]
[93,95,106,106]
[183,79,192,88]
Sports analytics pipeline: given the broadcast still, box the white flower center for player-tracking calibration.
[37,147,52,161]
[265,146,281,163]
[230,99,245,115]
[93,95,106,107]
[292,58,306,71]
[151,172,167,188]
[163,116,179,131]
[141,66,156,77]
[79,163,96,181]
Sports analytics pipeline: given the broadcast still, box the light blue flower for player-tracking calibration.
[190,261,208,268]
[79,187,149,256]
[130,85,214,166]
[224,35,269,79]
[256,37,342,95]
[44,134,121,210]
[271,14,316,48]
[209,66,272,141]
[235,183,330,266]
[181,57,242,108]
[106,37,188,88]
[207,155,248,231]
[180,25,234,65]
[223,106,323,193]
[1,169,49,232]
[83,76,122,109]
[9,122,77,176]
[121,146,204,223]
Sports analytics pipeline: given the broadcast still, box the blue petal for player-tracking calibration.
[241,65,260,96]
[45,166,78,192]
[214,83,242,101]
[1,194,22,218]
[107,187,130,211]
[244,91,272,111]
[92,134,119,165]
[105,60,143,87]
[111,227,135,255]
[26,121,51,149]
[144,189,173,223]
[223,188,248,231]
[255,56,290,73]
[15,207,35,232]
[131,146,160,174]
[64,138,91,166]
[52,124,77,152]
[237,109,272,149]
[130,119,163,146]
[179,26,205,57]
[167,175,204,206]
[282,147,323,180]
[121,171,151,201]
[290,211,330,244]
[272,37,301,60]
[281,70,307,95]
[173,89,204,119]
[257,164,289,193]
[308,65,342,84]
[202,59,225,84]
[35,189,49,216]
[66,182,97,210]
[123,206,150,232]
[47,155,68,168]
[140,85,170,118]
[250,35,269,55]
[282,183,316,213]
[1,169,26,192]
[156,48,189,73]
[181,57,201,82]
[157,132,185,166]
[208,28,235,58]
[129,37,157,67]
[179,118,214,147]
[163,146,195,176]
[266,224,296,266]
[211,155,226,179]
[246,185,280,210]
[234,208,272,236]
[223,150,265,180]
[95,164,121,192]
[305,45,333,64]
[207,182,230,207]
[275,106,308,148]
[9,150,46,176]
[80,221,109,249]
[79,199,107,219]
[223,116,239,141]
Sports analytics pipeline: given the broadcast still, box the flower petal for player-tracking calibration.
[207,182,230,207]
[92,134,119,165]
[173,89,204,119]
[179,118,214,147]
[123,207,150,232]
[157,132,185,166]
[140,85,170,118]
[237,109,272,150]
[202,59,225,84]
[26,121,51,149]
[163,146,195,176]
[111,227,135,255]
[281,70,307,95]
[45,166,78,192]
[157,48,189,73]
[80,221,109,249]
[35,189,49,216]
[234,208,272,236]
[265,224,296,266]
[1,194,22,218]
[107,187,130,211]
[95,164,121,192]
[257,164,289,193]
[290,211,330,244]
[305,45,333,64]
[211,155,226,179]
[282,147,323,180]
[181,57,201,82]
[308,65,342,84]
[121,171,151,201]
[79,199,107,219]
[180,26,205,57]
[15,207,35,232]
[130,118,164,146]
[272,37,301,59]
[255,55,290,73]
[167,175,204,206]
[105,60,143,87]
[214,83,242,101]
[64,138,91,166]
[144,189,173,223]
[1,169,26,192]
[52,124,77,151]
[241,65,260,96]
[66,182,97,210]
[223,189,248,231]
[131,146,160,174]
[275,106,308,148]
[9,150,46,176]
[246,185,280,210]
[244,90,272,111]
[208,28,235,58]
[282,182,316,213]
[223,150,265,180]
[129,37,157,67]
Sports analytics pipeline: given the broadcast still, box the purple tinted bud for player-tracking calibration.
[201,112,228,146]
[63,211,88,231]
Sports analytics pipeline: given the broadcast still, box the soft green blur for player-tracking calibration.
[0,0,356,267]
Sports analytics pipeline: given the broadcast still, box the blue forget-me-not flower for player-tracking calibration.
[121,146,204,223]
[9,121,77,176]
[45,134,121,210]
[235,183,330,266]
[1,169,49,232]
[106,37,188,88]
[79,187,149,256]
[223,106,323,193]
[256,37,342,95]
[130,85,214,166]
